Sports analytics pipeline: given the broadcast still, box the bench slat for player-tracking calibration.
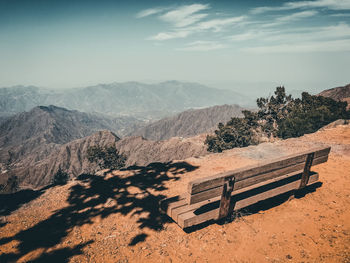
[170,169,316,223]
[188,147,330,195]
[172,170,308,223]
[188,154,328,205]
[178,172,319,228]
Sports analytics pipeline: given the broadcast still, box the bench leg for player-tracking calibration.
[299,153,314,189]
[218,177,235,219]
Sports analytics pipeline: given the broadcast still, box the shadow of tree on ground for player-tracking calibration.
[0,185,52,217]
[0,161,198,263]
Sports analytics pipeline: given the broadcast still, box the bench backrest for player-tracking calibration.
[187,146,331,205]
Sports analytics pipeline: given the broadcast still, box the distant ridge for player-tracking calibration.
[132,104,244,141]
[0,105,207,191]
[0,81,248,119]
[0,105,136,190]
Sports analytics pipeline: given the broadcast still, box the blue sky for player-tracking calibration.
[0,0,350,94]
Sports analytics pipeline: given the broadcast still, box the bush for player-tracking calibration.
[205,117,258,152]
[205,86,350,152]
[52,168,69,185]
[277,92,349,138]
[86,145,126,170]
[0,175,19,193]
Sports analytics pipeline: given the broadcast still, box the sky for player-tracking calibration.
[0,0,350,94]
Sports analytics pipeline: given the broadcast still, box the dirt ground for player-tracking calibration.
[0,124,349,263]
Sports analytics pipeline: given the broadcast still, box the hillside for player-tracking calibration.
[132,104,244,141]
[117,135,207,167]
[0,106,207,191]
[0,105,143,163]
[0,122,349,262]
[0,81,248,119]
[319,83,350,108]
[1,131,207,191]
[7,130,120,189]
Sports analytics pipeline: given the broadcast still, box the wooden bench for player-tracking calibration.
[160,146,331,229]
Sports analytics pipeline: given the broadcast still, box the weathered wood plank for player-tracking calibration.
[218,177,235,219]
[159,195,186,216]
[299,153,314,189]
[188,154,328,205]
[173,170,311,223]
[172,197,220,222]
[234,172,319,211]
[178,172,319,228]
[188,146,330,195]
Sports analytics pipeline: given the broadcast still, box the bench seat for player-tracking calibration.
[160,146,331,229]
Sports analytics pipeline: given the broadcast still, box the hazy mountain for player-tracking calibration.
[132,104,244,141]
[1,130,120,190]
[0,81,248,119]
[0,105,207,191]
[0,105,143,151]
[0,105,144,176]
[318,83,350,108]
[0,105,127,190]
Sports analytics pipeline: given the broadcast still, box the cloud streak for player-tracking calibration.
[178,41,227,51]
[136,7,166,18]
[261,10,318,27]
[149,16,245,41]
[138,2,350,53]
[231,22,350,53]
[242,39,350,53]
[251,0,350,14]
[159,4,210,27]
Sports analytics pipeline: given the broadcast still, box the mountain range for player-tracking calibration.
[1,82,349,193]
[0,105,207,191]
[0,81,249,119]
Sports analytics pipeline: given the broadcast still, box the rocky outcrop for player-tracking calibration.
[117,135,207,167]
[318,83,350,109]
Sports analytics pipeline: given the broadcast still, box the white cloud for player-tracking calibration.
[139,3,245,41]
[236,22,350,53]
[261,10,318,28]
[195,16,245,32]
[269,23,350,42]
[329,13,350,16]
[228,32,257,42]
[159,4,210,27]
[262,10,318,27]
[242,39,350,53]
[149,16,245,41]
[286,0,350,10]
[149,30,191,41]
[228,30,277,41]
[276,10,318,22]
[136,7,166,18]
[251,0,350,14]
[229,22,350,43]
[178,41,227,51]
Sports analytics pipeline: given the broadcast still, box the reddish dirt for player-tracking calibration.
[0,124,349,263]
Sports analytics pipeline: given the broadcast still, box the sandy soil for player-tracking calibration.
[0,124,349,263]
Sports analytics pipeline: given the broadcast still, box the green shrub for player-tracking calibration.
[52,168,69,185]
[0,175,19,193]
[86,145,126,170]
[205,116,258,152]
[277,92,349,138]
[205,86,350,152]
